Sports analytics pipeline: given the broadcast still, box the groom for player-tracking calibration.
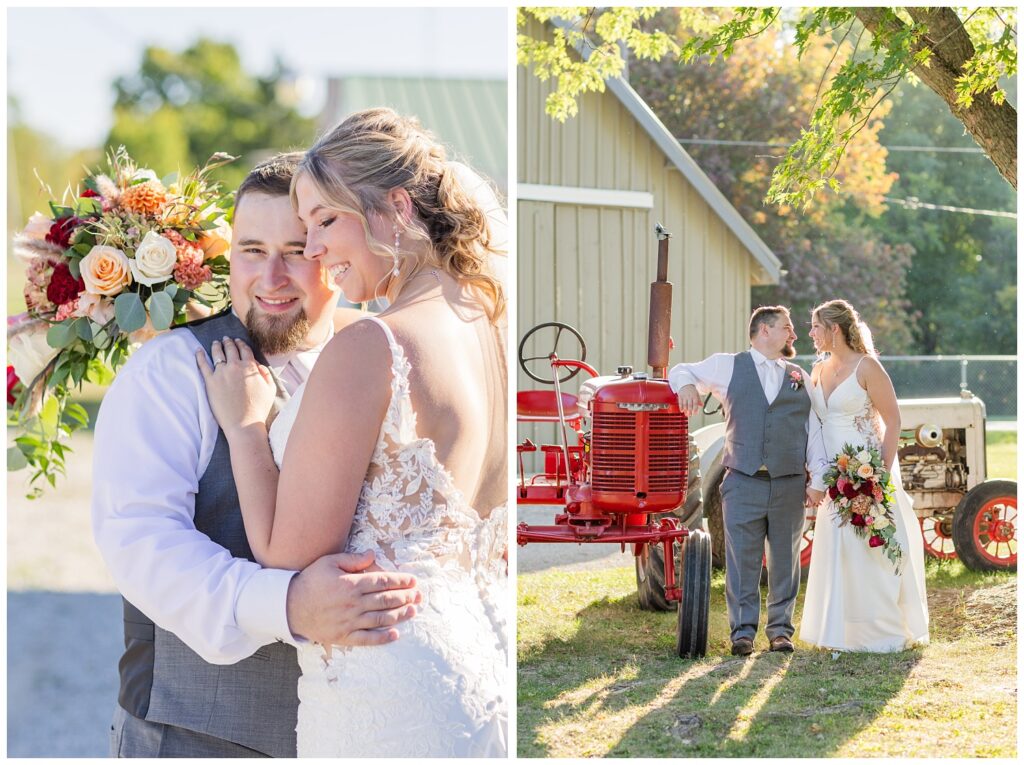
[669,306,827,656]
[92,153,419,757]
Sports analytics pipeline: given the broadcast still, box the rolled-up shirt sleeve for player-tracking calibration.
[668,353,735,403]
[91,332,293,664]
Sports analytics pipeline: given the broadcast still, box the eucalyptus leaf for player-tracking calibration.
[47,322,78,349]
[114,292,147,333]
[7,446,29,471]
[75,318,93,342]
[148,290,175,331]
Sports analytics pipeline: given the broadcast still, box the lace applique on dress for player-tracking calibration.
[273,315,507,757]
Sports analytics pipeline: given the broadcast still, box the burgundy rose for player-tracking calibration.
[46,216,81,249]
[7,365,20,406]
[869,535,884,548]
[46,262,85,306]
[80,189,100,198]
[859,480,874,496]
[827,485,840,500]
[850,513,867,527]
[842,482,859,499]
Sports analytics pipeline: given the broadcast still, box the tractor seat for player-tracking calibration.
[517,390,580,422]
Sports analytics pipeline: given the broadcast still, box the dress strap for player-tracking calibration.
[359,316,416,438]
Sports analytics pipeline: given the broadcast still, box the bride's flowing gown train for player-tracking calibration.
[800,360,929,652]
[269,316,507,756]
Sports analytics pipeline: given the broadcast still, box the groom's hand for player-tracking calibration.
[286,550,421,648]
[676,384,702,417]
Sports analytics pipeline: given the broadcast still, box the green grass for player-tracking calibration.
[517,561,1016,758]
[986,430,1017,480]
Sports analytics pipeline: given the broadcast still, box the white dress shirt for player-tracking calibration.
[668,347,829,490]
[91,324,330,664]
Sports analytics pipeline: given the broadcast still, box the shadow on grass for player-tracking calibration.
[518,575,924,758]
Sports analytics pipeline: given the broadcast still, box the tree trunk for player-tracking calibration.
[855,7,1017,189]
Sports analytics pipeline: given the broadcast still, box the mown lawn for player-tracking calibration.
[986,430,1017,480]
[517,561,1016,758]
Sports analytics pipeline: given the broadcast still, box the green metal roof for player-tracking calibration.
[320,76,507,194]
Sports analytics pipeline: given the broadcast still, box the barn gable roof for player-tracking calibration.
[556,19,782,283]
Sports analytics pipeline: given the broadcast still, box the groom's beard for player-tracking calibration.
[780,341,796,359]
[245,306,311,356]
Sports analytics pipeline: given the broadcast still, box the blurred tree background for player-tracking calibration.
[8,39,315,313]
[628,10,1016,356]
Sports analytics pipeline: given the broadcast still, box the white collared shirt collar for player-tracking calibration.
[749,346,786,369]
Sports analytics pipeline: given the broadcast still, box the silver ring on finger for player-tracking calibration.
[214,358,226,366]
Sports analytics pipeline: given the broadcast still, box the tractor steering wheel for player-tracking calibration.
[518,322,588,384]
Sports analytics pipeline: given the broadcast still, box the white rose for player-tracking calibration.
[8,321,60,384]
[872,515,890,530]
[855,450,872,464]
[869,504,884,518]
[130,231,178,285]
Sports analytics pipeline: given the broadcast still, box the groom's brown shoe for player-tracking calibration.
[769,636,795,653]
[731,637,754,656]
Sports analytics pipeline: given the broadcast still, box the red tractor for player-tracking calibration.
[516,225,712,658]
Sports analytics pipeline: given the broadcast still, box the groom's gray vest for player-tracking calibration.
[721,351,810,477]
[116,311,300,757]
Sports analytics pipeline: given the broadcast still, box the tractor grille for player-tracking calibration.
[591,410,687,494]
[591,412,636,492]
[648,413,686,492]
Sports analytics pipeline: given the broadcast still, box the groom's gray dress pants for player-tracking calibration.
[720,468,806,642]
[110,705,268,758]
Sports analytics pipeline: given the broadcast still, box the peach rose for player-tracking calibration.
[856,464,875,480]
[198,219,231,261]
[837,454,849,472]
[80,245,132,296]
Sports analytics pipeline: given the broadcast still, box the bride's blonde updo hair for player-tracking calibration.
[813,299,877,356]
[293,107,505,322]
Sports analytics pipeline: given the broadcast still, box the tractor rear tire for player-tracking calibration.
[677,529,711,659]
[952,480,1017,572]
[705,472,726,569]
[635,540,677,612]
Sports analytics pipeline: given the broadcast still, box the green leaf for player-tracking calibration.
[148,290,175,331]
[75,318,93,342]
[75,197,102,217]
[8,446,29,471]
[163,284,178,300]
[114,292,147,333]
[86,359,115,385]
[64,402,90,429]
[47,322,78,350]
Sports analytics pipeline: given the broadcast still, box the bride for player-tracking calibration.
[800,299,929,652]
[197,108,507,756]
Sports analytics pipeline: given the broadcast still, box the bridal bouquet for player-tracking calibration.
[7,148,234,496]
[824,444,903,572]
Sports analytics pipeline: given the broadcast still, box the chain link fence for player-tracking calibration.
[795,355,1017,420]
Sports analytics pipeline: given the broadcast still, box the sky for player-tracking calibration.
[7,6,509,150]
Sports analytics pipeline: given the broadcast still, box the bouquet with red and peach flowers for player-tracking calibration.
[824,444,903,572]
[7,147,234,496]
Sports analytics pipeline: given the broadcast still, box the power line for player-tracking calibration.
[880,196,1017,219]
[676,137,987,154]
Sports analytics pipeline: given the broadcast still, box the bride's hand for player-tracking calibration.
[196,337,277,438]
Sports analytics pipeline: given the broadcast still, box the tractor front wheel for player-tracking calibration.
[952,480,1017,572]
[635,540,676,611]
[677,529,711,659]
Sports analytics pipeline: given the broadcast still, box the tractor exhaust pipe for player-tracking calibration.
[648,224,673,379]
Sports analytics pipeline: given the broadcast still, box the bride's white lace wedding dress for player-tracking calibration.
[269,316,507,757]
[800,358,929,652]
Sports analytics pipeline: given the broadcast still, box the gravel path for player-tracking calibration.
[7,431,121,758]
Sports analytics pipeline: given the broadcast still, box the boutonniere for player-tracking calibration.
[789,370,804,391]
